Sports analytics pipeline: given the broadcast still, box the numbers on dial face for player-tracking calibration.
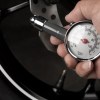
[67,22,100,60]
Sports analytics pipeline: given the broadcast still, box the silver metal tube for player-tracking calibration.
[30,15,66,41]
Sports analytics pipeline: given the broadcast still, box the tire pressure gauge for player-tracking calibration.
[65,21,100,60]
[30,16,100,61]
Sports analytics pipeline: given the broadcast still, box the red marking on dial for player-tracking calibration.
[81,38,89,44]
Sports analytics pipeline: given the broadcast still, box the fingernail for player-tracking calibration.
[82,61,92,71]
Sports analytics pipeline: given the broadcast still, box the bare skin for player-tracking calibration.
[50,0,100,78]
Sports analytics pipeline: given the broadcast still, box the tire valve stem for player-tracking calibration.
[53,69,67,95]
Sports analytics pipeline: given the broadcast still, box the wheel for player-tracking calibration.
[0,0,97,100]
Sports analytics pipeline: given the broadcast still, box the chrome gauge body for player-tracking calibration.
[30,16,100,61]
[65,21,100,61]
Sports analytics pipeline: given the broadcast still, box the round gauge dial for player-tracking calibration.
[65,21,100,60]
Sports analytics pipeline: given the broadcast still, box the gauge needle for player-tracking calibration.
[81,38,89,44]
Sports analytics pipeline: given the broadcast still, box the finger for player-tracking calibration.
[94,57,100,79]
[65,0,94,23]
[57,43,68,58]
[50,36,62,45]
[64,54,78,69]
[65,2,85,23]
[64,25,71,29]
[75,61,94,77]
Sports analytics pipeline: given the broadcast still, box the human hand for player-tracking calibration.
[50,0,100,79]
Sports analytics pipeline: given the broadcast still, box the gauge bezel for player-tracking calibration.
[64,20,100,61]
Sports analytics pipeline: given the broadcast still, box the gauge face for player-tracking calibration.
[65,21,100,60]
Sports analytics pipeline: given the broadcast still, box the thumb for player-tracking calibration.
[65,0,95,23]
